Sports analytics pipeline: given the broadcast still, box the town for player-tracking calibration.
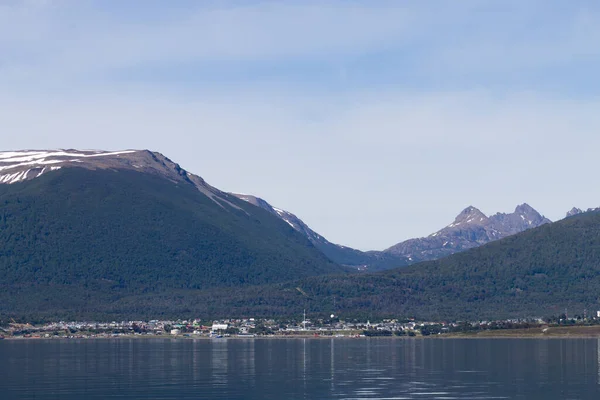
[3,313,600,339]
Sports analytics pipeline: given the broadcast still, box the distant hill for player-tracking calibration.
[0,150,346,321]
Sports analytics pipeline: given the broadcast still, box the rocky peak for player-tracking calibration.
[515,203,536,215]
[513,203,548,222]
[449,206,488,227]
[566,207,584,218]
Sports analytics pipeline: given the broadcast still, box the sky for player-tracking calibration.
[1,0,600,250]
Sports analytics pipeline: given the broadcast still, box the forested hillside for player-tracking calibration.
[4,207,600,322]
[0,167,344,318]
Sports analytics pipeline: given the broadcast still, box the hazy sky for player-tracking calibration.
[2,0,600,250]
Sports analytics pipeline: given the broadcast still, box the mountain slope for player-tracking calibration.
[384,204,551,263]
[121,208,600,321]
[6,206,598,322]
[232,193,409,270]
[0,150,345,304]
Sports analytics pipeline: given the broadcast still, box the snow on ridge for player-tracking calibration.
[272,206,286,215]
[0,169,31,184]
[0,151,50,160]
[0,159,64,172]
[0,150,137,184]
[281,218,295,228]
[0,150,137,164]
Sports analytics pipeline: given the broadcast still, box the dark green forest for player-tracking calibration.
[2,167,600,322]
[0,167,346,321]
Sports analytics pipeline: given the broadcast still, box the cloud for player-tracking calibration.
[1,1,600,249]
[0,1,415,85]
[4,1,598,90]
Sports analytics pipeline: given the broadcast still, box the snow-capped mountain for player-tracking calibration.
[0,149,242,209]
[384,204,552,262]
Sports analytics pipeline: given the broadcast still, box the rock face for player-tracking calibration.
[384,204,552,263]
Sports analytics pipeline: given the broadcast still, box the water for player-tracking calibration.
[1,337,600,399]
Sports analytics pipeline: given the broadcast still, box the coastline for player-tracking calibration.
[4,326,600,340]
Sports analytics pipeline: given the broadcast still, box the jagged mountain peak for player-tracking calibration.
[565,207,600,218]
[450,206,488,226]
[515,203,535,213]
[513,203,545,221]
[566,207,584,217]
[489,203,550,232]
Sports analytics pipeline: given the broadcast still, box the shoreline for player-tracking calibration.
[4,326,600,340]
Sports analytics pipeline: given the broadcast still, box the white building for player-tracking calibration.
[211,323,228,332]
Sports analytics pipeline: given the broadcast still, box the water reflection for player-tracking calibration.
[210,338,228,386]
[2,338,600,399]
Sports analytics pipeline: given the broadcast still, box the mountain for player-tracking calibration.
[98,208,600,322]
[384,204,551,263]
[2,149,589,322]
[231,193,410,270]
[231,193,553,270]
[9,206,597,322]
[0,149,347,320]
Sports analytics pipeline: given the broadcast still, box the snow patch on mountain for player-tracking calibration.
[0,150,137,184]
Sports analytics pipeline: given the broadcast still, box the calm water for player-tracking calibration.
[1,337,600,399]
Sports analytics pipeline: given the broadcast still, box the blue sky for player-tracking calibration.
[2,0,600,250]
